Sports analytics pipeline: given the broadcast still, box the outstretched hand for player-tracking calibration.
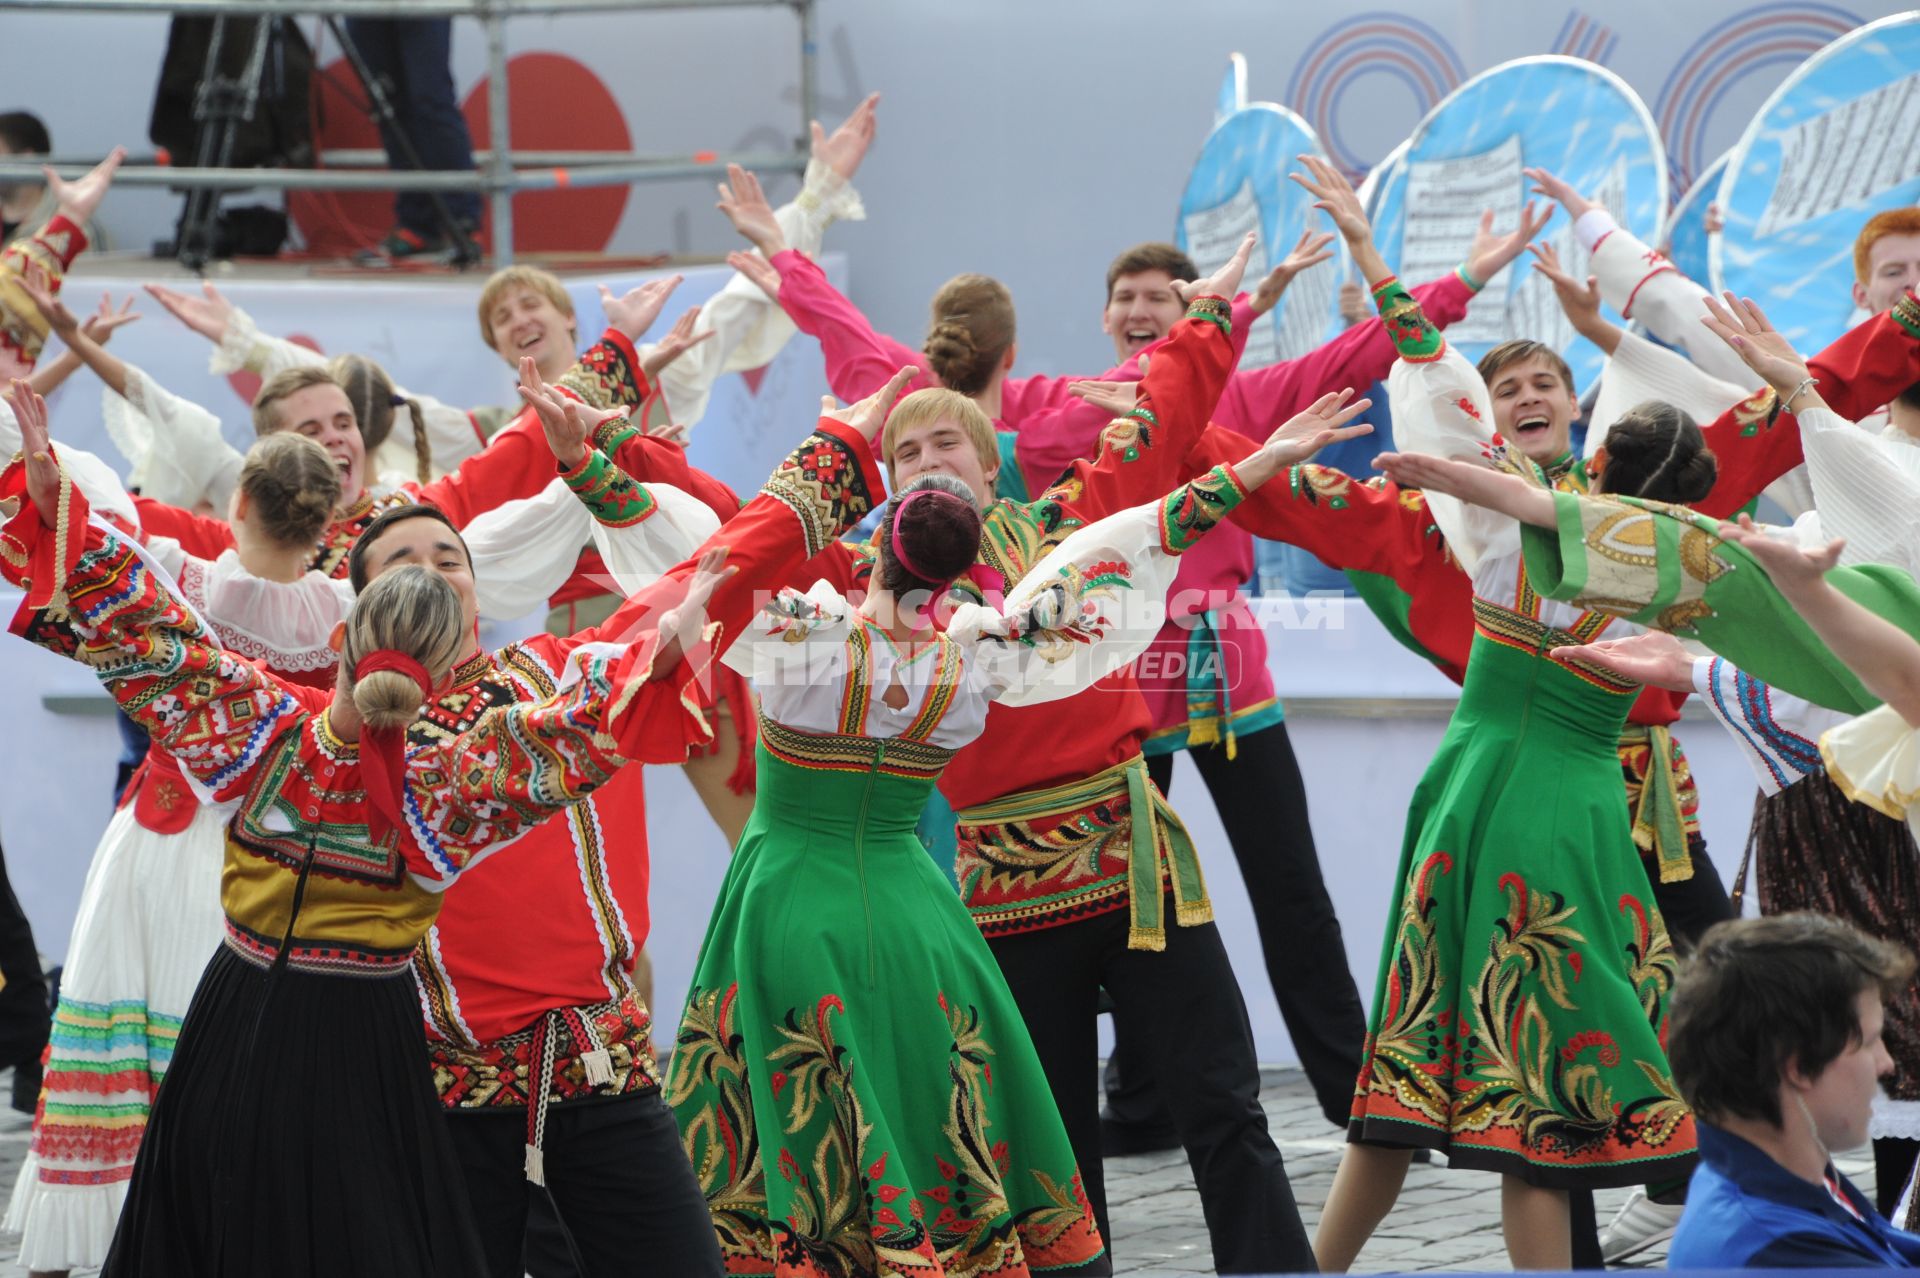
[1243,389,1374,481]
[1522,167,1596,222]
[822,364,918,444]
[5,380,60,528]
[717,164,786,257]
[639,306,715,380]
[1718,512,1842,594]
[78,293,140,347]
[1289,154,1371,246]
[48,146,125,226]
[599,274,684,343]
[143,280,234,342]
[1549,630,1696,691]
[655,546,738,672]
[1700,292,1813,403]
[726,249,783,302]
[811,92,880,182]
[1067,379,1140,417]
[1249,229,1337,317]
[1176,231,1255,304]
[516,356,621,470]
[1528,241,1601,331]
[1465,202,1553,285]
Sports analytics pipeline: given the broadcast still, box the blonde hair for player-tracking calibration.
[252,366,346,438]
[341,566,465,731]
[879,388,999,488]
[238,434,340,549]
[923,273,1015,397]
[477,265,575,349]
[332,353,430,483]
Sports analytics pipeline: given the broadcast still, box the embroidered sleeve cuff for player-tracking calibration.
[1182,294,1233,339]
[560,449,657,529]
[556,328,648,412]
[589,412,642,457]
[1373,275,1446,362]
[1895,289,1920,341]
[1159,463,1250,555]
[759,418,886,557]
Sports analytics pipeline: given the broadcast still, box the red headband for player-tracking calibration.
[354,649,434,842]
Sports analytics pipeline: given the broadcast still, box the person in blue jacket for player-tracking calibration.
[1669,912,1920,1268]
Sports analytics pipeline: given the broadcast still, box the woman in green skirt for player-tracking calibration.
[664,355,1372,1275]
[1309,281,1710,1271]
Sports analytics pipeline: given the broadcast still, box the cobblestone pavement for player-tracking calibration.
[0,1066,1877,1276]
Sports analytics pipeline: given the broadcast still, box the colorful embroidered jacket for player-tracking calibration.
[0,431,852,986]
[126,329,738,580]
[416,420,884,1109]
[0,213,86,369]
[789,301,1241,938]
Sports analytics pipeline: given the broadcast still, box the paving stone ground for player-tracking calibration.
[0,1065,1877,1276]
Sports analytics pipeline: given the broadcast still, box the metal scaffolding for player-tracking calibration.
[0,0,817,264]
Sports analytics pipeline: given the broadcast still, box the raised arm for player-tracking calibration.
[1720,518,1920,726]
[1527,165,1753,387]
[2,395,298,800]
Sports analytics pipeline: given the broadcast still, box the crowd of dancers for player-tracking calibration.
[3,88,1920,1276]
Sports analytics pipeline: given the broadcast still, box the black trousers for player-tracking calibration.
[0,838,50,1073]
[341,17,482,229]
[1107,723,1366,1130]
[989,905,1316,1275]
[444,1089,722,1278]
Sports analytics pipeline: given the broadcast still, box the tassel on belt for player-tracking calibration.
[1619,722,1693,884]
[523,1005,619,1186]
[958,755,1211,951]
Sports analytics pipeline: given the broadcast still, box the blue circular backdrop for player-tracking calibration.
[1714,13,1920,351]
[1370,56,1668,390]
[1175,103,1340,368]
[1663,151,1729,288]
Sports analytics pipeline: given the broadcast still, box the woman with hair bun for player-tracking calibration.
[6,430,356,1278]
[0,373,870,1278]
[665,359,1370,1273]
[1307,278,1719,1269]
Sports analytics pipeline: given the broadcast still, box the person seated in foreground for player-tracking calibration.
[1668,913,1920,1268]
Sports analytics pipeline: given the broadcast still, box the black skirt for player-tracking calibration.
[102,942,487,1277]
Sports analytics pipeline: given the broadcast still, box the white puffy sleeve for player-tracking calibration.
[953,463,1254,706]
[1796,405,1920,575]
[1580,209,1755,387]
[100,362,244,510]
[459,473,720,621]
[651,160,866,429]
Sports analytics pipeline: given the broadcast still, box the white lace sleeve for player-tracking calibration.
[210,305,329,378]
[720,580,855,679]
[650,159,865,429]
